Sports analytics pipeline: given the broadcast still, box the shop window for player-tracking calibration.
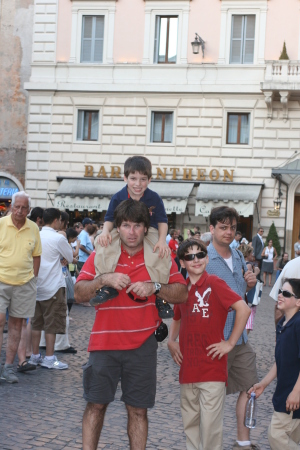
[81,16,104,63]
[227,113,250,145]
[150,112,173,143]
[154,16,178,64]
[230,15,255,64]
[77,110,99,141]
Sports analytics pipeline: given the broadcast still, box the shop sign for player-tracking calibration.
[83,165,234,182]
[0,178,19,199]
[55,197,110,212]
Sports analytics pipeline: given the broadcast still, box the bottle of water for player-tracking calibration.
[245,392,257,428]
[62,266,68,278]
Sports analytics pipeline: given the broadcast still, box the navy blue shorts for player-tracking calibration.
[83,334,158,408]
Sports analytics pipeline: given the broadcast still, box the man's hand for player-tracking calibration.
[286,389,300,412]
[102,273,131,291]
[167,340,183,366]
[60,258,68,267]
[244,270,257,289]
[153,240,171,258]
[97,232,112,247]
[247,382,265,399]
[126,281,155,298]
[206,340,234,360]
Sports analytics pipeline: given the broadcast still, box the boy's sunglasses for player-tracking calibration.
[278,289,299,299]
[183,251,207,261]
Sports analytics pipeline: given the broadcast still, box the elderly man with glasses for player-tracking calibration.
[75,199,188,450]
[0,191,42,383]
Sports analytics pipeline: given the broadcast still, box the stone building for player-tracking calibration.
[24,0,300,256]
[0,0,34,213]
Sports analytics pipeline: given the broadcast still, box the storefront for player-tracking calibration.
[0,172,23,217]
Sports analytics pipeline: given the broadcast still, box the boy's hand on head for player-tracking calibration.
[153,240,171,258]
[206,340,234,360]
[98,232,112,247]
[247,382,265,399]
[286,390,300,412]
[167,340,183,366]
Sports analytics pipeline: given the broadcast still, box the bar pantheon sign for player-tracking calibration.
[84,165,234,182]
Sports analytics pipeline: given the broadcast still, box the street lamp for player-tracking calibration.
[191,33,205,58]
[273,197,282,211]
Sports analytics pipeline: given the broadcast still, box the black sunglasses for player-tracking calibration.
[127,292,148,303]
[278,289,299,299]
[183,251,207,261]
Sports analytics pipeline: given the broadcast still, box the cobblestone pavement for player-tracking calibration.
[1,283,278,450]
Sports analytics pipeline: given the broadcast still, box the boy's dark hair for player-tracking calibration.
[209,206,240,227]
[282,278,300,299]
[124,156,152,179]
[60,211,69,228]
[114,199,150,230]
[43,208,61,225]
[29,207,44,223]
[177,239,207,260]
[66,228,78,241]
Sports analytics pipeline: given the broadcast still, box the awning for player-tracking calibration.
[54,178,194,214]
[195,183,263,217]
[272,158,300,175]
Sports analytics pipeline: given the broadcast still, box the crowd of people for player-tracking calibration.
[1,155,300,450]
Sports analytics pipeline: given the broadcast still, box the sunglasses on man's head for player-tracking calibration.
[183,251,207,261]
[278,289,299,299]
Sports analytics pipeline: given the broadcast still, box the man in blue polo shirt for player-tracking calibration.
[206,206,259,450]
[77,218,94,272]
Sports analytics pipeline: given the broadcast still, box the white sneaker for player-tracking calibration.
[28,354,44,366]
[41,356,68,370]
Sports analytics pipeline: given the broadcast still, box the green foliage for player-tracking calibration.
[279,42,289,60]
[265,222,281,257]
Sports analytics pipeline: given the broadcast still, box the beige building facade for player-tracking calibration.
[24,0,300,256]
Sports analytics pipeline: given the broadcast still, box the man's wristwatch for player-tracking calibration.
[154,282,162,295]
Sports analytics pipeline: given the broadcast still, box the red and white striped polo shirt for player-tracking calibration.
[76,248,185,351]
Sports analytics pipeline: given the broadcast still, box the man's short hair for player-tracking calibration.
[209,206,239,227]
[177,239,207,261]
[194,226,200,232]
[73,222,82,229]
[236,231,242,237]
[60,211,69,227]
[170,229,176,237]
[11,191,31,208]
[43,208,61,225]
[124,156,152,179]
[29,207,44,223]
[114,199,150,230]
[201,231,212,245]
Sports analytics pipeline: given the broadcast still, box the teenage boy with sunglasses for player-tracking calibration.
[249,278,300,450]
[168,239,250,450]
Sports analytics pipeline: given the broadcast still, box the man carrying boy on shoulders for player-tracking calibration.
[168,238,250,450]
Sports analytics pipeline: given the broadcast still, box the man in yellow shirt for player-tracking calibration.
[0,191,42,383]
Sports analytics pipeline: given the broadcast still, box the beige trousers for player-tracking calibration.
[180,382,226,450]
[94,227,171,284]
[268,411,300,450]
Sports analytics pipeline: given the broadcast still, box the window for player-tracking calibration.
[77,111,99,141]
[227,113,249,145]
[81,16,104,63]
[154,16,178,63]
[150,112,173,143]
[230,15,255,64]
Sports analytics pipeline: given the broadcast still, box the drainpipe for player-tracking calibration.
[272,174,288,252]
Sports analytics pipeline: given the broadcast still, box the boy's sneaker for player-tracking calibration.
[28,354,44,366]
[155,298,174,319]
[41,356,68,370]
[233,443,260,450]
[90,286,119,307]
[0,364,18,383]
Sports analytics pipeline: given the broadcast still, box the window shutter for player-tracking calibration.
[230,16,243,64]
[94,16,104,63]
[154,16,160,63]
[164,113,173,142]
[90,112,99,140]
[243,15,255,64]
[77,110,84,140]
[151,113,163,142]
[81,16,93,62]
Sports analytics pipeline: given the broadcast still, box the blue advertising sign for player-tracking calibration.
[0,178,19,199]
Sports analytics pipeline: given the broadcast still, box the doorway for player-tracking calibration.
[238,216,253,242]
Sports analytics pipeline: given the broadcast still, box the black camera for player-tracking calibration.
[155,322,168,342]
